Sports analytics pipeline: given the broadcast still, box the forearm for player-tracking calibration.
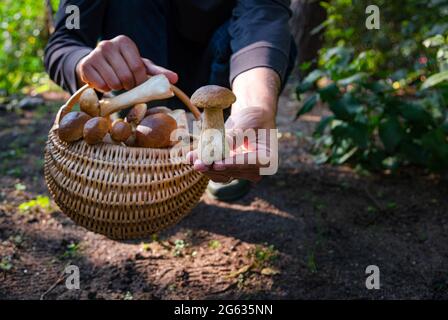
[231,67,281,129]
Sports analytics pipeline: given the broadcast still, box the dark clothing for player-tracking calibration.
[45,0,296,96]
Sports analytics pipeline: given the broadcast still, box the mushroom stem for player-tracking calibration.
[99,74,174,116]
[199,108,229,164]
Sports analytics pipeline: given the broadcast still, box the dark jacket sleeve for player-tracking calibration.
[228,0,292,86]
[44,0,107,94]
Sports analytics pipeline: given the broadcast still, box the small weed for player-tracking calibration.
[168,283,177,291]
[62,242,80,259]
[249,244,278,270]
[173,239,186,257]
[387,202,397,210]
[0,256,13,272]
[18,195,54,214]
[366,205,377,213]
[14,183,26,191]
[208,240,221,250]
[123,291,133,300]
[306,251,318,273]
[141,242,151,252]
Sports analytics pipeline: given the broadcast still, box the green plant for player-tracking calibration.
[0,256,13,272]
[173,239,186,257]
[61,242,80,259]
[249,244,278,270]
[208,240,221,250]
[297,1,448,172]
[18,195,54,213]
[0,0,56,93]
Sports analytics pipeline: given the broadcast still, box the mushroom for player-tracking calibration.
[135,113,177,148]
[58,111,91,142]
[110,119,132,143]
[145,106,172,117]
[75,75,174,117]
[190,85,236,164]
[126,103,147,126]
[83,117,110,145]
[79,88,100,117]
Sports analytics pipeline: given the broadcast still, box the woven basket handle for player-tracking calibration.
[55,79,201,126]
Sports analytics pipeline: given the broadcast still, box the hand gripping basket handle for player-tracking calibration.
[55,75,201,126]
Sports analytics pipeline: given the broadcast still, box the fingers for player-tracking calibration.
[187,151,262,183]
[114,35,147,87]
[77,35,171,92]
[93,58,122,91]
[99,41,135,90]
[143,58,179,84]
[79,63,109,92]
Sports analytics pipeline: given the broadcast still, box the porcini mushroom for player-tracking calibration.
[79,88,100,116]
[135,113,177,148]
[111,119,132,143]
[71,75,174,118]
[58,111,91,142]
[83,117,110,145]
[145,106,172,117]
[191,85,236,164]
[126,103,147,126]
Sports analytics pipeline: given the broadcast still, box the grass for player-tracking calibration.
[61,242,81,259]
[18,195,54,214]
[208,240,221,250]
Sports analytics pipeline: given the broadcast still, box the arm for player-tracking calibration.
[45,1,177,94]
[191,1,292,182]
[44,0,106,94]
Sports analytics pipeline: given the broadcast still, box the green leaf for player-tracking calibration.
[332,122,369,149]
[398,102,433,125]
[337,72,368,86]
[328,93,362,121]
[296,94,318,119]
[314,116,335,136]
[318,83,339,102]
[297,70,325,94]
[422,71,448,89]
[379,117,404,153]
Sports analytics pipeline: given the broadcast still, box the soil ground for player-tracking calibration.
[1,82,448,300]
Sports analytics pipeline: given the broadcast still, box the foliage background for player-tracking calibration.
[0,0,59,95]
[297,0,448,172]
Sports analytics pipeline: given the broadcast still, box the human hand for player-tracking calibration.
[187,67,280,183]
[76,35,178,92]
[187,107,277,183]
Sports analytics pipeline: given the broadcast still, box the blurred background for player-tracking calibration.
[1,0,448,300]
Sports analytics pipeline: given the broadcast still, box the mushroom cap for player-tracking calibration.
[126,103,147,125]
[83,117,110,145]
[58,111,91,142]
[135,113,177,148]
[79,88,100,117]
[191,85,235,109]
[145,106,172,117]
[110,119,132,142]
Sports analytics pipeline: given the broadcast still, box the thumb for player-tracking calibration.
[142,58,178,84]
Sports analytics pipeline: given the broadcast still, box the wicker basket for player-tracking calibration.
[44,85,208,240]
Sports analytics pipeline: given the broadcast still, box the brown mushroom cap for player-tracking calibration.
[79,88,100,117]
[145,106,171,117]
[190,85,236,109]
[110,119,132,142]
[126,103,147,125]
[135,113,177,148]
[83,117,110,145]
[58,111,91,142]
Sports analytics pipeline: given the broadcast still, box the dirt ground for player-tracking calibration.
[1,82,448,300]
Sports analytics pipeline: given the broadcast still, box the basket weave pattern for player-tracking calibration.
[44,127,208,240]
